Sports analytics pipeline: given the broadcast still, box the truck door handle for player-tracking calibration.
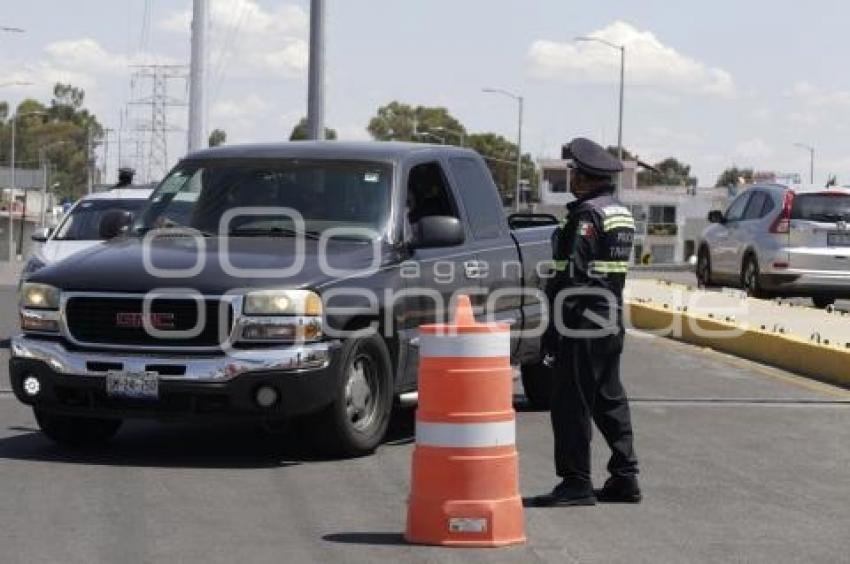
[464,260,486,279]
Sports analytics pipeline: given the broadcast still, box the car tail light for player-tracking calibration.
[772,261,789,269]
[770,191,795,233]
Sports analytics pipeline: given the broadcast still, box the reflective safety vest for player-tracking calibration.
[545,186,635,329]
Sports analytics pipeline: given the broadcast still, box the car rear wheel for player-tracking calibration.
[696,247,714,288]
[521,363,552,410]
[812,296,836,309]
[742,254,767,299]
[307,332,393,458]
[34,408,122,446]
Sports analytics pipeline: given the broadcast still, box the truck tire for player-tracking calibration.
[34,408,122,446]
[521,363,552,410]
[308,332,393,458]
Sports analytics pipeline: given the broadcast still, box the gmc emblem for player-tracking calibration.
[115,312,176,330]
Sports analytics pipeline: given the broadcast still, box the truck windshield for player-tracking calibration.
[792,193,850,222]
[134,159,393,239]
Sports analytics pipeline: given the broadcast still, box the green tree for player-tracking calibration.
[289,117,337,141]
[639,157,697,187]
[466,133,539,206]
[208,128,227,147]
[366,101,536,205]
[606,145,637,161]
[367,101,466,143]
[0,83,104,199]
[715,166,754,187]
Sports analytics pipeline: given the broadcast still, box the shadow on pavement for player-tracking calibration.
[322,532,407,546]
[0,404,416,470]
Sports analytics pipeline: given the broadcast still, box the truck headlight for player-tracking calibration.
[239,317,323,342]
[239,290,323,343]
[243,290,322,316]
[20,283,61,310]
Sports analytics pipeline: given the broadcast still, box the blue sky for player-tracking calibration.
[3,0,849,186]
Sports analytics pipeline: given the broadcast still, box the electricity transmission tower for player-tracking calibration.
[128,64,188,182]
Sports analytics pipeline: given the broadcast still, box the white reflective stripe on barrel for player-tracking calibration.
[420,332,510,358]
[415,420,515,448]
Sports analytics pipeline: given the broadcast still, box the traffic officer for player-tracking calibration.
[532,138,641,507]
[114,167,135,188]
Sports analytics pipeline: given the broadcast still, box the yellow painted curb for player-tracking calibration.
[626,300,850,388]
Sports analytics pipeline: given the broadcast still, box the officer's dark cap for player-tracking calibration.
[562,138,624,178]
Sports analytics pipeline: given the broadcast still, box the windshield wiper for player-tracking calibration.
[227,226,322,239]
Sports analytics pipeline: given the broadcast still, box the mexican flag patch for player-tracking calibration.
[577,221,595,238]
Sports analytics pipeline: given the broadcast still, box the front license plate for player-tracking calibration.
[106,371,159,400]
[828,232,850,247]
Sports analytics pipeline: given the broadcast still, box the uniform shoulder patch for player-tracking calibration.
[577,220,595,238]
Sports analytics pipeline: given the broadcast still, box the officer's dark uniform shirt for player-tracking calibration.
[546,188,635,331]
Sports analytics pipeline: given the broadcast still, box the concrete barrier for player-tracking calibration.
[627,300,850,388]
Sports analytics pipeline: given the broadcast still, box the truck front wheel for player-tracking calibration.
[521,363,553,410]
[308,332,393,457]
[34,408,122,446]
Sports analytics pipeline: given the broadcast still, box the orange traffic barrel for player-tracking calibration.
[405,295,526,547]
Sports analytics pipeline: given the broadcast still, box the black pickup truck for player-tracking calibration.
[12,142,557,456]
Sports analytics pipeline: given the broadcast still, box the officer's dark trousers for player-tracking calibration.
[551,335,639,483]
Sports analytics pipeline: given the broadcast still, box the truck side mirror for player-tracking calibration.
[410,216,465,249]
[99,209,134,240]
[31,227,53,243]
[707,210,725,224]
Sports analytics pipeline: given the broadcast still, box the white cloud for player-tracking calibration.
[211,94,270,121]
[528,21,736,98]
[735,138,773,160]
[160,0,308,78]
[790,80,850,107]
[750,107,773,122]
[44,38,126,74]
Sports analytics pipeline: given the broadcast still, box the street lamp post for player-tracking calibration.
[575,36,626,163]
[38,141,68,228]
[8,110,47,262]
[482,88,524,211]
[794,143,815,184]
[306,0,326,140]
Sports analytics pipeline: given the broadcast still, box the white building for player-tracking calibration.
[537,158,730,264]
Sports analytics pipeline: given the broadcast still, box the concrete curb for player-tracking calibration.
[627,300,850,389]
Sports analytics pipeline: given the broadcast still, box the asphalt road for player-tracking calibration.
[0,285,17,349]
[1,328,849,563]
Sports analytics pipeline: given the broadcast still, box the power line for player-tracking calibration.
[139,0,152,52]
[128,64,188,183]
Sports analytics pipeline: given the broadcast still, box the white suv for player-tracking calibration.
[21,187,153,284]
[697,184,850,308]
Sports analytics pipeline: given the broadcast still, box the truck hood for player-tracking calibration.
[40,240,102,265]
[30,235,397,294]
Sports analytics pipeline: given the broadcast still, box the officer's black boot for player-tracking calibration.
[530,479,596,507]
[596,476,642,503]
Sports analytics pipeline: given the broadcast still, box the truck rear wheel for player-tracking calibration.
[308,332,393,458]
[521,363,552,410]
[34,408,122,446]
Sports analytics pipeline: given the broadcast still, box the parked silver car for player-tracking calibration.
[696,184,850,307]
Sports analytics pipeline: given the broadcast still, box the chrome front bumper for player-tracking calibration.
[10,335,335,383]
